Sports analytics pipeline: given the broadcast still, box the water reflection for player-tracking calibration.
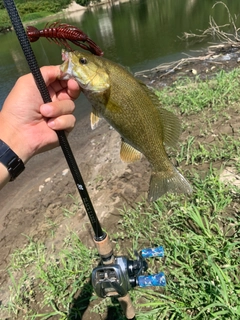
[186,0,197,14]
[9,48,27,75]
[1,0,240,110]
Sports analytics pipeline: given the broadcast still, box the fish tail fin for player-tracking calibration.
[148,168,192,202]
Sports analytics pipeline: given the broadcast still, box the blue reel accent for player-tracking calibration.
[141,246,164,258]
[137,272,166,287]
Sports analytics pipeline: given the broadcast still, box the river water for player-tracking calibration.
[1,0,240,118]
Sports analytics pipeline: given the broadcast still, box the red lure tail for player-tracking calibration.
[26,22,103,56]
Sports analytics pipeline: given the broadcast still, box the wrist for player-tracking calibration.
[0,139,25,181]
[0,113,32,164]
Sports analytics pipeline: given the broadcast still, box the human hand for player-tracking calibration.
[0,65,80,164]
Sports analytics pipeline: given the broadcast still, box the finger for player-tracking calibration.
[40,65,61,86]
[40,66,81,100]
[40,100,75,118]
[40,66,73,96]
[67,79,81,99]
[51,79,81,100]
[56,88,81,101]
[47,114,76,132]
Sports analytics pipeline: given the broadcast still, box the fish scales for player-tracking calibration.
[98,62,163,155]
[60,50,192,201]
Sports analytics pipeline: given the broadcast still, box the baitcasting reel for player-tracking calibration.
[92,246,166,299]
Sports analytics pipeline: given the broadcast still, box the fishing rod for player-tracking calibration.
[3,1,166,319]
[3,0,104,241]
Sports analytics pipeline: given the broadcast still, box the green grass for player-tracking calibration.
[118,168,240,319]
[177,134,240,165]
[3,233,98,319]
[1,68,240,319]
[155,69,240,115]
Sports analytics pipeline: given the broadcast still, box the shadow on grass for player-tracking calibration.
[67,280,126,320]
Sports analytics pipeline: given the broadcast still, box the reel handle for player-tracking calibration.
[141,246,164,258]
[137,272,166,287]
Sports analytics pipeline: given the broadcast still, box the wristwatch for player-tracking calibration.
[0,139,25,181]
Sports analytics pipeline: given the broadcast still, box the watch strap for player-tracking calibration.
[0,139,25,181]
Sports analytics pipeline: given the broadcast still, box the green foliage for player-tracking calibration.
[16,0,71,15]
[0,0,71,30]
[75,0,91,6]
[0,7,11,30]
[75,0,101,7]
[0,0,4,10]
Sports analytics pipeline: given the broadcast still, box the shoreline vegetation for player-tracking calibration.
[0,0,115,32]
[0,0,70,32]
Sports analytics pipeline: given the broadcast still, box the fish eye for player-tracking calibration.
[79,57,88,65]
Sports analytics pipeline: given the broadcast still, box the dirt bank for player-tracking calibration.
[1,44,240,318]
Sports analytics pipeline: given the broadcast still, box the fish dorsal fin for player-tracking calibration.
[139,82,181,148]
[120,140,142,163]
[91,108,102,130]
[138,81,160,103]
[158,108,181,148]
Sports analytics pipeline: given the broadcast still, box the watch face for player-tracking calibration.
[0,139,25,181]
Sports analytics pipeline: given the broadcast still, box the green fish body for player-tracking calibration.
[60,50,192,201]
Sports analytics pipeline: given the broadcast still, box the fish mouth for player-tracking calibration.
[59,49,94,90]
[59,50,72,80]
[61,49,69,62]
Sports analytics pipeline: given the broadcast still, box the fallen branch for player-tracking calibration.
[182,2,240,45]
[135,2,240,78]
[135,51,221,77]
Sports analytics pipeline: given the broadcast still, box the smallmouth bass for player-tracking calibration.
[60,50,192,201]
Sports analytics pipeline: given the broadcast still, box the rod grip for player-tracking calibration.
[118,293,135,319]
[141,246,164,258]
[137,272,166,287]
[94,234,114,264]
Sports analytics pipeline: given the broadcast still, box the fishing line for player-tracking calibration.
[3,0,105,240]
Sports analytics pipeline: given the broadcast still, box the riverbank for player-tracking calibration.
[136,43,240,88]
[0,49,240,318]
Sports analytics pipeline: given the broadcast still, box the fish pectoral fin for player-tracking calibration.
[120,140,142,163]
[90,108,102,130]
[148,167,192,202]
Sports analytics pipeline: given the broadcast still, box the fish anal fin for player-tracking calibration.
[90,108,102,130]
[148,167,192,202]
[120,140,142,163]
